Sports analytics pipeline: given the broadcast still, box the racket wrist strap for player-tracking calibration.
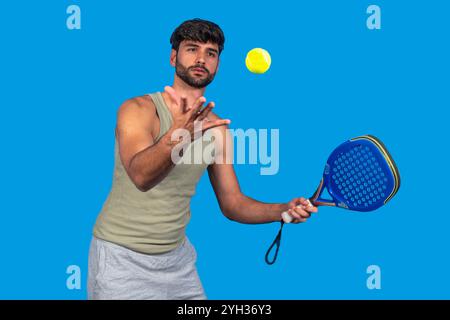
[265,220,285,265]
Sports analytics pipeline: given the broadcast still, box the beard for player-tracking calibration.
[175,59,216,89]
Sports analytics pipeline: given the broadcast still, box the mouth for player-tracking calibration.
[191,67,207,74]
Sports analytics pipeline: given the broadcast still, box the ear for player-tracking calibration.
[170,49,177,67]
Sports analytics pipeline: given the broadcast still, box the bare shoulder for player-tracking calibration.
[117,95,156,119]
[115,95,159,179]
[116,95,157,133]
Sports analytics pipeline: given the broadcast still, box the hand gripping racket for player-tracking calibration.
[265,135,401,265]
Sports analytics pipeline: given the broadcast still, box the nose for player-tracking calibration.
[195,51,206,65]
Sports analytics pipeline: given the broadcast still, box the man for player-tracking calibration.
[88,18,318,300]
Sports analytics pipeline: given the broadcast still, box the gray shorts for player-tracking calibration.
[87,236,206,300]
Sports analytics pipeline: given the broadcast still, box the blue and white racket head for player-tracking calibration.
[271,135,401,264]
[317,135,400,211]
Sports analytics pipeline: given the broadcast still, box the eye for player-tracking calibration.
[208,52,217,58]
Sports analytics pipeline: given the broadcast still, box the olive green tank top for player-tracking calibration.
[93,92,214,254]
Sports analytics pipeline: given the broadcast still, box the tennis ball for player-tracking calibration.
[245,48,271,74]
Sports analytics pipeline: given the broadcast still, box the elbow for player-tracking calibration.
[134,176,159,193]
[224,213,237,222]
[220,194,242,222]
[223,211,236,222]
[131,169,161,192]
[127,163,147,192]
[136,184,148,193]
[136,181,155,193]
[221,205,237,222]
[133,173,150,192]
[135,182,148,193]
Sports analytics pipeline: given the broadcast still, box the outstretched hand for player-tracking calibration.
[164,86,231,140]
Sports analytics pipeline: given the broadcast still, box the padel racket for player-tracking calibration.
[265,134,400,264]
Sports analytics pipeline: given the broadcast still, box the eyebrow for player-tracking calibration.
[184,42,219,54]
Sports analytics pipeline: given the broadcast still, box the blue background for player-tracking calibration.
[0,0,448,299]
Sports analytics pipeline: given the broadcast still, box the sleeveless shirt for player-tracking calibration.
[93,92,214,254]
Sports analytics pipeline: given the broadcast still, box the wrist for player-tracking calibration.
[162,128,183,147]
[271,203,289,222]
[280,202,290,212]
[161,127,193,162]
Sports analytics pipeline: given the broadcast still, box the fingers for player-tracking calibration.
[287,209,307,224]
[164,86,179,104]
[180,96,188,112]
[196,102,214,121]
[294,197,318,213]
[202,119,231,131]
[164,89,214,116]
[190,96,207,117]
[164,86,190,112]
[163,90,230,129]
[290,206,311,219]
[298,197,310,206]
[302,203,318,214]
[287,198,318,224]
[287,209,307,223]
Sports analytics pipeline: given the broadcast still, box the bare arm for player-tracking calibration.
[208,160,288,224]
[117,88,230,192]
[208,119,317,224]
[129,131,179,192]
[116,98,177,192]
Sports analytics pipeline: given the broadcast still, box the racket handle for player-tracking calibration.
[281,199,314,224]
[281,211,294,223]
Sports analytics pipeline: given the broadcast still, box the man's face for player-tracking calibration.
[171,40,220,89]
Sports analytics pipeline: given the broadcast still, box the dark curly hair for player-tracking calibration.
[170,18,225,55]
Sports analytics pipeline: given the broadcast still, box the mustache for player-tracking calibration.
[189,65,209,74]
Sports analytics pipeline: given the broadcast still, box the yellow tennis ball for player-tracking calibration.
[245,48,271,74]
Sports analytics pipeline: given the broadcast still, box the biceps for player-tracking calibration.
[117,123,155,179]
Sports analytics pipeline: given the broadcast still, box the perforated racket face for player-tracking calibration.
[324,135,400,211]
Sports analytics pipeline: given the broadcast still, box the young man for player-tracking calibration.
[88,18,318,300]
